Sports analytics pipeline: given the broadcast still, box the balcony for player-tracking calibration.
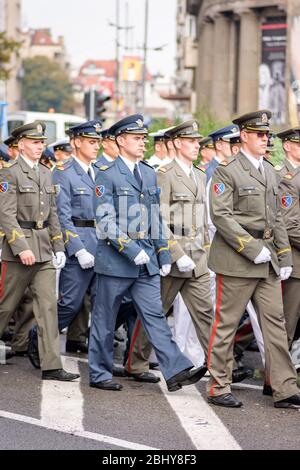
[183,37,198,69]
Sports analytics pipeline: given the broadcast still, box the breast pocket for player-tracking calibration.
[18,185,38,206]
[171,192,193,202]
[147,186,158,202]
[72,188,91,208]
[238,187,261,212]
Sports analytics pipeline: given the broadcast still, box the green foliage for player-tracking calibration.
[269,137,285,165]
[194,106,227,137]
[0,32,22,81]
[22,56,75,113]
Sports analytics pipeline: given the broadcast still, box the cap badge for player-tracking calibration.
[261,113,268,123]
[193,122,198,131]
[37,123,43,133]
[136,119,144,128]
[94,123,102,133]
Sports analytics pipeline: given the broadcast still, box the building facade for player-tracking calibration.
[178,0,300,127]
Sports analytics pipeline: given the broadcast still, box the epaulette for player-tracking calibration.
[0,160,16,169]
[284,172,294,180]
[219,160,228,166]
[157,163,172,173]
[274,164,283,171]
[54,159,73,172]
[140,159,154,169]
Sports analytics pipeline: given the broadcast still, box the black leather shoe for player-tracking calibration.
[90,380,123,391]
[42,369,80,381]
[14,350,28,357]
[207,393,243,408]
[166,366,207,392]
[274,393,300,409]
[112,365,127,377]
[127,371,160,383]
[232,367,253,383]
[263,384,273,396]
[27,333,41,369]
[66,340,88,354]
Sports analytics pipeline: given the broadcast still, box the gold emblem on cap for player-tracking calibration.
[94,123,102,133]
[231,127,238,133]
[136,119,144,128]
[193,122,198,131]
[37,123,43,133]
[261,113,268,123]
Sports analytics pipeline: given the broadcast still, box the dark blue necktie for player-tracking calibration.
[133,164,142,190]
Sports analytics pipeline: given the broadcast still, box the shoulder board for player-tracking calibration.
[54,159,74,172]
[219,160,228,166]
[274,164,283,171]
[157,162,173,173]
[0,160,16,169]
[140,159,154,169]
[284,172,294,180]
[39,161,52,171]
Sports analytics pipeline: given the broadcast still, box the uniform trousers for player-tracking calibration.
[207,271,298,402]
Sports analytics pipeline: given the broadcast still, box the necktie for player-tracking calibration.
[258,161,265,180]
[87,167,94,182]
[33,163,39,173]
[133,164,142,190]
[189,168,197,186]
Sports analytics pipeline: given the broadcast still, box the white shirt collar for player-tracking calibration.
[288,159,298,169]
[119,155,137,173]
[241,149,263,170]
[102,153,114,163]
[148,155,172,167]
[73,156,93,174]
[20,154,35,169]
[175,157,193,177]
[214,155,223,164]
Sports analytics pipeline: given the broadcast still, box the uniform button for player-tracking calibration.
[40,191,43,195]
[41,201,44,205]
[27,188,30,192]
[140,194,144,199]
[267,205,269,209]
[107,241,111,246]
[40,212,44,215]
[125,191,128,195]
[142,208,145,212]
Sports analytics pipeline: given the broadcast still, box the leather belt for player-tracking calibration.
[18,220,50,230]
[242,227,273,240]
[72,218,96,228]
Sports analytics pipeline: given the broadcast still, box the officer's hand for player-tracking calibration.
[52,251,66,270]
[160,264,171,277]
[176,255,196,272]
[253,247,271,264]
[280,266,293,281]
[134,250,150,266]
[19,250,36,266]
[75,249,95,269]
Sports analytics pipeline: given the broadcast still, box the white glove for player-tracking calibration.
[160,264,171,277]
[0,249,2,263]
[176,255,196,273]
[254,247,271,264]
[52,251,66,269]
[134,249,150,266]
[75,249,95,269]
[280,266,293,281]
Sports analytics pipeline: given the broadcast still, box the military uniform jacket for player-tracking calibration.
[208,152,292,277]
[0,158,64,262]
[157,160,210,278]
[277,159,300,279]
[93,156,171,278]
[52,159,98,263]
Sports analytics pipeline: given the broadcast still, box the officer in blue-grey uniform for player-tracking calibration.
[53,120,102,334]
[205,125,239,183]
[89,114,207,391]
[95,127,119,167]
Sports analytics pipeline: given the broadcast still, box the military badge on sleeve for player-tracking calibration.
[95,185,105,198]
[281,195,293,209]
[0,182,9,193]
[213,183,225,196]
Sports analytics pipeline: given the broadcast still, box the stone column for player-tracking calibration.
[237,9,260,115]
[210,13,231,121]
[196,19,214,110]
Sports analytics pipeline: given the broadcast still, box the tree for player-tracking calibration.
[0,32,21,81]
[22,56,75,113]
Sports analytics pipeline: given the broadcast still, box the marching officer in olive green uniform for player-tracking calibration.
[207,110,300,409]
[0,121,79,381]
[276,127,300,347]
[157,121,213,360]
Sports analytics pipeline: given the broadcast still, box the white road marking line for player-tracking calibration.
[157,373,241,450]
[0,410,158,450]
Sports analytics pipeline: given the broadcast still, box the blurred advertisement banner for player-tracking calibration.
[259,18,287,125]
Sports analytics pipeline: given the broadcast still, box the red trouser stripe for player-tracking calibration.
[127,319,142,374]
[234,322,252,343]
[0,262,8,300]
[207,274,223,397]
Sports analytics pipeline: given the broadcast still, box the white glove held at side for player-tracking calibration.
[176,255,196,272]
[134,250,150,266]
[75,249,95,269]
[254,247,271,264]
